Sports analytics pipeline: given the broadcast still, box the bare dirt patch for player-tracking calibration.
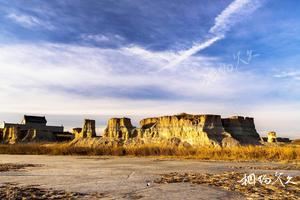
[0,163,42,172]
[76,156,111,161]
[0,183,107,200]
[0,155,299,199]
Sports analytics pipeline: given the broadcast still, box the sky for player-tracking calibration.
[0,0,300,138]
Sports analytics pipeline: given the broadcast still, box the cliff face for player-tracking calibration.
[1,126,56,144]
[74,119,96,138]
[103,113,247,146]
[21,129,56,142]
[137,113,227,146]
[1,126,20,144]
[221,116,260,144]
[103,118,135,140]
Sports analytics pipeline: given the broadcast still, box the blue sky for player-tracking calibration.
[0,0,300,138]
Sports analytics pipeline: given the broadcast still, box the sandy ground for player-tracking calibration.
[0,155,299,199]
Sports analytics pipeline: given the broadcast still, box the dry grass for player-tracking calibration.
[292,139,300,145]
[0,143,299,162]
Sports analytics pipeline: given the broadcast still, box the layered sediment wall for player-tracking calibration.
[1,113,262,146]
[1,125,57,144]
[221,116,260,144]
[102,113,258,146]
[73,119,96,138]
[103,118,135,140]
[137,114,227,146]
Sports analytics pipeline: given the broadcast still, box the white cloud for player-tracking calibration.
[0,43,267,110]
[274,70,300,80]
[81,34,110,42]
[209,0,263,35]
[162,36,223,70]
[7,12,54,30]
[0,42,299,138]
[80,33,125,45]
[165,0,265,69]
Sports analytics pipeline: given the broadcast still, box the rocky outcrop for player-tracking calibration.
[102,113,261,147]
[140,117,159,129]
[136,113,227,146]
[1,126,56,144]
[103,113,248,146]
[265,131,290,143]
[1,115,68,144]
[82,119,96,138]
[267,131,277,143]
[74,119,96,138]
[221,134,241,147]
[21,129,56,143]
[70,137,121,148]
[221,116,260,145]
[1,126,20,144]
[103,118,135,140]
[1,113,262,146]
[72,128,82,138]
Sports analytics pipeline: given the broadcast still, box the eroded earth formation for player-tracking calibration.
[2,113,285,147]
[102,113,260,147]
[72,113,262,147]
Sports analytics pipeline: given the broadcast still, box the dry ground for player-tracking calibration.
[0,155,299,199]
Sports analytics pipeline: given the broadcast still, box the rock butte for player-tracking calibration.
[73,119,96,139]
[261,131,291,143]
[99,113,260,147]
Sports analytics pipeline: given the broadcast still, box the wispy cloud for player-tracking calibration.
[6,12,54,30]
[80,34,125,44]
[0,42,270,113]
[164,0,265,69]
[209,0,263,35]
[274,70,300,80]
[162,36,223,70]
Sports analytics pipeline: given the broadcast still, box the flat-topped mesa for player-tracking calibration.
[75,119,96,138]
[104,118,135,140]
[221,116,260,144]
[137,113,234,146]
[103,113,261,146]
